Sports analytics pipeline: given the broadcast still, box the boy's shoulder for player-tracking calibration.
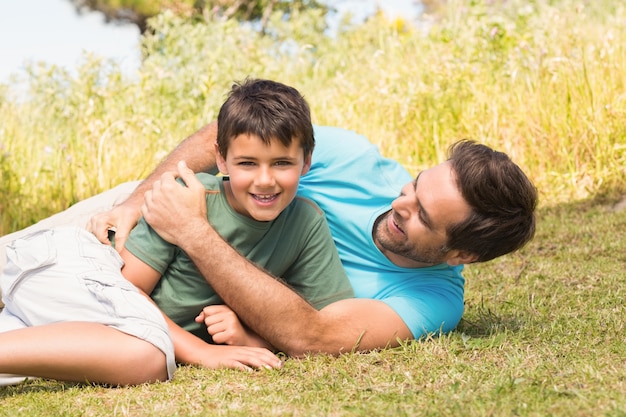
[180,172,220,190]
[286,196,325,218]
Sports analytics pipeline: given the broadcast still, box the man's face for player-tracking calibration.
[373,161,473,268]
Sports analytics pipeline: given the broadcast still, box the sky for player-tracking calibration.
[0,0,420,83]
[0,0,141,82]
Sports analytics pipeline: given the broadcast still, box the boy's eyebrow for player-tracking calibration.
[232,154,298,160]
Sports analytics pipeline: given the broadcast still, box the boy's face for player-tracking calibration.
[216,134,311,221]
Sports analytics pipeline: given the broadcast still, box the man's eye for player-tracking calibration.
[417,209,431,229]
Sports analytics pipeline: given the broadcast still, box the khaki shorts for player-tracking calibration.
[0,226,176,380]
[0,181,140,309]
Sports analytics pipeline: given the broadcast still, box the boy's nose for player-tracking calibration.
[255,166,276,186]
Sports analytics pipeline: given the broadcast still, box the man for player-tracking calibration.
[88,123,538,355]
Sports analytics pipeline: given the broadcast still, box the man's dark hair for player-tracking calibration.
[445,140,538,262]
[216,78,314,158]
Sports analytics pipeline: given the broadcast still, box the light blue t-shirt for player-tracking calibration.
[298,126,465,338]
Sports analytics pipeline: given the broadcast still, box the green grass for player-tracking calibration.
[1,196,624,416]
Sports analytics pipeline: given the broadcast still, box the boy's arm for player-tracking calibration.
[89,122,219,251]
[120,248,282,369]
[119,248,163,295]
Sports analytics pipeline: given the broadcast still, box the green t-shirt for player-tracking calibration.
[125,173,353,342]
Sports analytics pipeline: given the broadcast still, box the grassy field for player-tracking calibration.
[1,196,624,416]
[0,0,625,415]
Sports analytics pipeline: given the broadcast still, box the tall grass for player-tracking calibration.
[1,0,625,234]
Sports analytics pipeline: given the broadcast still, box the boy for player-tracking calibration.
[0,79,353,386]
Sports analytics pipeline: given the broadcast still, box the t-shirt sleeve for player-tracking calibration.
[381,281,464,338]
[124,217,178,275]
[281,212,354,310]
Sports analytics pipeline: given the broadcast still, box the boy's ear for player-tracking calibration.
[300,153,312,176]
[445,250,478,266]
[215,143,228,174]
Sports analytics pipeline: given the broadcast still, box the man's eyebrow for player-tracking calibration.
[412,172,421,191]
[414,172,434,228]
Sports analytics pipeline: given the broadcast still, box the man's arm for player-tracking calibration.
[89,122,219,250]
[142,162,414,356]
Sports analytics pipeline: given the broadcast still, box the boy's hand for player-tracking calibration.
[196,305,273,350]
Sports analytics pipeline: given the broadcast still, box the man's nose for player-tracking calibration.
[391,194,411,216]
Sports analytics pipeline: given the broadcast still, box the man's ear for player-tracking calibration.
[300,152,312,176]
[215,143,228,174]
[446,250,478,266]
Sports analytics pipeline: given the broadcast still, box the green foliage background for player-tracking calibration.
[1,0,625,234]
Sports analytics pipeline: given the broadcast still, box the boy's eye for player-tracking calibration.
[238,161,255,166]
[274,160,293,166]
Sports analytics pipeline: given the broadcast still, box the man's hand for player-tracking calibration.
[196,305,274,350]
[87,204,142,251]
[141,160,208,246]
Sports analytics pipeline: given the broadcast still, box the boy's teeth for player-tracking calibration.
[255,194,276,201]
